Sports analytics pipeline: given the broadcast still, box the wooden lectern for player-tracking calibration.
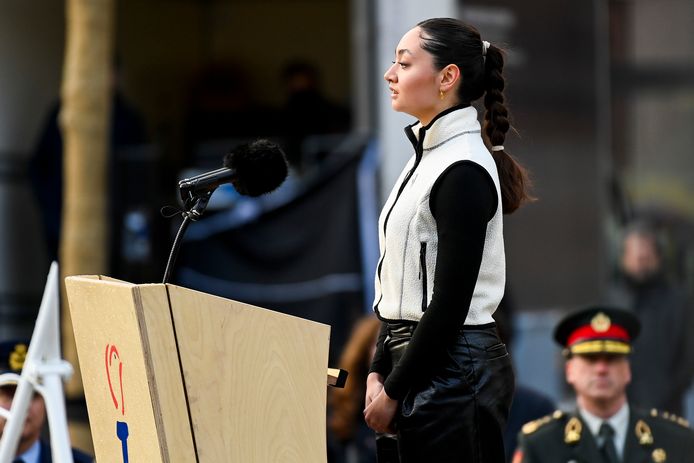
[65,275,332,463]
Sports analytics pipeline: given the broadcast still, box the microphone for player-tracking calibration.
[178,139,289,202]
[178,168,233,201]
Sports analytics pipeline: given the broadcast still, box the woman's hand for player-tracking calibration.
[364,385,398,434]
[364,372,397,433]
[365,371,384,408]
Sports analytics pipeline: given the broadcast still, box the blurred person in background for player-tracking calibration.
[279,59,351,172]
[514,306,694,463]
[607,221,694,416]
[0,340,93,463]
[29,57,147,263]
[364,17,532,462]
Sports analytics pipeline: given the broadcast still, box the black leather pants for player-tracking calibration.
[381,322,514,463]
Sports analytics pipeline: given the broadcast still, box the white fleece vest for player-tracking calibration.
[373,106,505,324]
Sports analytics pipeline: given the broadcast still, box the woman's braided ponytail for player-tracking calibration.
[482,44,533,214]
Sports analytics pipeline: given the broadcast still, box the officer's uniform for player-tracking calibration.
[513,307,694,463]
[517,407,694,463]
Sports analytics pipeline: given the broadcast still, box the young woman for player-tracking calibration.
[363,18,532,462]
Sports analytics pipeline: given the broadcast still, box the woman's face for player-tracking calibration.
[384,27,445,125]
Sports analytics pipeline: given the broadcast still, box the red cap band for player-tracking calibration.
[567,325,630,347]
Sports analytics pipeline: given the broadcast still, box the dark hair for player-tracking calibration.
[417,18,533,214]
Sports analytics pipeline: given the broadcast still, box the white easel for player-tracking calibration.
[0,262,75,463]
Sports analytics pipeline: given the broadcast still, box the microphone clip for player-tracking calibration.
[161,189,212,283]
[181,190,212,221]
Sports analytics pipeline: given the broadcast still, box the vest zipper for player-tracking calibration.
[420,241,428,311]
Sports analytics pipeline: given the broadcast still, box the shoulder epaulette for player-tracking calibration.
[650,408,691,429]
[522,410,564,435]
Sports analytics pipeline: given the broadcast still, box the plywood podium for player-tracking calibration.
[65,275,332,463]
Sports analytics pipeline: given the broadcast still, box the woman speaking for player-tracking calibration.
[364,17,532,463]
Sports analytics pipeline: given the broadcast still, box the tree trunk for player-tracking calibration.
[60,0,115,398]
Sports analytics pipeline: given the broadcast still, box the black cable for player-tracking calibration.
[161,191,212,284]
[162,215,192,284]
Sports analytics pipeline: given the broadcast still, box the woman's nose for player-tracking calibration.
[384,64,396,82]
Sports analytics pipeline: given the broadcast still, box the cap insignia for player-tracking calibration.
[635,420,653,445]
[9,343,28,371]
[652,448,667,462]
[564,417,582,444]
[591,312,611,332]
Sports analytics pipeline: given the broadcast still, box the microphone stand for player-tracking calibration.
[162,190,213,284]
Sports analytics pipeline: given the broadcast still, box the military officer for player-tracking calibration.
[513,306,694,463]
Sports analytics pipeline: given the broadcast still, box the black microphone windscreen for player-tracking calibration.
[223,139,289,196]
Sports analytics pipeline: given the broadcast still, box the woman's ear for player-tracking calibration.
[439,64,461,93]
